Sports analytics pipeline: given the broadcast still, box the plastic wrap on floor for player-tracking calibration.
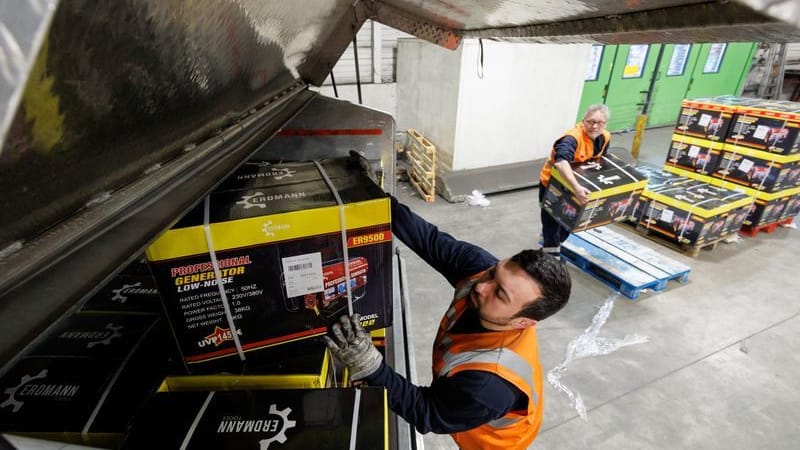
[546,294,649,420]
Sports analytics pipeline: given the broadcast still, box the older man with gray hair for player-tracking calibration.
[538,104,611,260]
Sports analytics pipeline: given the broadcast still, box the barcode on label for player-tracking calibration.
[288,262,313,271]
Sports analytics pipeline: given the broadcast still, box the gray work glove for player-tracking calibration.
[348,150,380,186]
[323,313,383,381]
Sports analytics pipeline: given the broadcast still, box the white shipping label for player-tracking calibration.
[738,158,754,173]
[753,125,770,140]
[660,209,674,222]
[698,114,712,127]
[688,145,701,157]
[282,252,324,298]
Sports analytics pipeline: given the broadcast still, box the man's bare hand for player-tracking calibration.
[574,186,592,205]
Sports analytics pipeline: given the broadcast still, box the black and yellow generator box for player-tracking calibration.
[638,181,752,245]
[726,106,800,155]
[781,193,800,221]
[159,338,333,392]
[675,98,750,142]
[0,315,173,448]
[712,143,800,192]
[543,154,647,231]
[665,134,725,175]
[145,158,393,373]
[122,388,388,449]
[744,186,800,227]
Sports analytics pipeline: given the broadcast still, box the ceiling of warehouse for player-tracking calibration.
[369,0,800,48]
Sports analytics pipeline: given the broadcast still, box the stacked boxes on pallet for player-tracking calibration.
[663,96,800,235]
[637,178,751,246]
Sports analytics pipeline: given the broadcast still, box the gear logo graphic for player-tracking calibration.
[262,220,290,238]
[259,404,296,449]
[237,192,267,209]
[87,323,124,348]
[1,370,47,412]
[111,282,141,303]
[269,168,296,180]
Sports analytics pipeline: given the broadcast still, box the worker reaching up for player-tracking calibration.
[538,104,611,260]
[325,190,571,450]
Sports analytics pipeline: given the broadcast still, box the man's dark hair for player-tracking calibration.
[510,249,571,321]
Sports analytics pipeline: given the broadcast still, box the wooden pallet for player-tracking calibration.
[620,222,727,258]
[562,228,691,300]
[406,129,437,202]
[739,218,793,237]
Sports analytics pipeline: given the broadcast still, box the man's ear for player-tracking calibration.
[510,317,537,330]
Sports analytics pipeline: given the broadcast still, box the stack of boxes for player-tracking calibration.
[144,158,393,374]
[0,157,392,448]
[0,311,175,447]
[132,157,391,446]
[662,96,800,236]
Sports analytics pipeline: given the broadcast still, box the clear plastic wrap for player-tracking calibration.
[546,294,649,420]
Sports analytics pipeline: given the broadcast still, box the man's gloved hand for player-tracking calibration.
[323,313,383,381]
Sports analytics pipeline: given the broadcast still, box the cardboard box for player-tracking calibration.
[122,388,388,449]
[0,315,173,448]
[712,143,800,192]
[638,182,752,245]
[160,338,332,391]
[78,255,163,315]
[780,193,800,220]
[659,165,800,230]
[726,106,800,155]
[145,158,392,372]
[665,134,724,175]
[675,98,747,141]
[743,187,800,227]
[542,154,648,231]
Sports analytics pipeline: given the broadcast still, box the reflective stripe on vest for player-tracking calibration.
[487,415,523,428]
[438,347,538,407]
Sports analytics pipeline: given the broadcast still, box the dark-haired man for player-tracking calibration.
[325,196,572,450]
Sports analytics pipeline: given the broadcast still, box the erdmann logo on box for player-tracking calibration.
[236,192,307,209]
[235,167,297,181]
[59,323,124,348]
[217,404,296,449]
[262,220,290,238]
[1,370,80,413]
[111,282,158,303]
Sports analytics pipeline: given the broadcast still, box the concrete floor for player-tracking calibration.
[393,126,800,450]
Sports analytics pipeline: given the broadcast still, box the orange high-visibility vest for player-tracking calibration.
[539,124,610,187]
[432,272,543,450]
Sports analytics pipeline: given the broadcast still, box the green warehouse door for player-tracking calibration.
[576,45,617,120]
[684,42,757,99]
[647,44,701,127]
[604,44,665,132]
[577,42,757,132]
